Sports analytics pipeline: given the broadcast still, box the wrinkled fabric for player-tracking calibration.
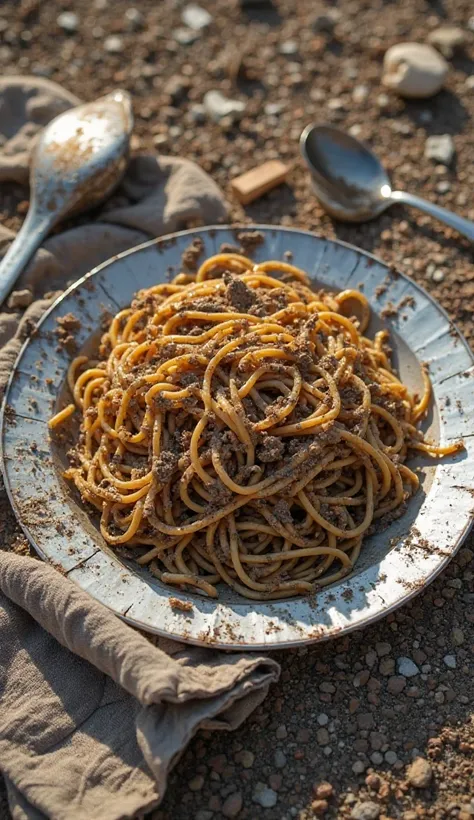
[0,77,278,820]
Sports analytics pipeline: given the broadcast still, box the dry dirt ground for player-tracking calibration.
[0,0,473,818]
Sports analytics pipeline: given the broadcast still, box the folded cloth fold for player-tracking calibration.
[0,76,279,820]
[0,553,279,820]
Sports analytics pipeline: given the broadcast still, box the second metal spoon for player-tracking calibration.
[300,124,474,242]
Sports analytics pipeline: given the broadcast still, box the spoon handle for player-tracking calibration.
[390,190,474,243]
[0,207,54,306]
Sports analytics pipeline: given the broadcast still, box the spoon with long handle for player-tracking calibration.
[300,124,474,242]
[0,89,133,306]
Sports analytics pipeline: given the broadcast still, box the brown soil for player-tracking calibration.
[0,0,473,818]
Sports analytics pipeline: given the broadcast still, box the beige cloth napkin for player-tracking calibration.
[0,77,280,820]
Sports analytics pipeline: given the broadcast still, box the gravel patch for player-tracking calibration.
[0,0,473,818]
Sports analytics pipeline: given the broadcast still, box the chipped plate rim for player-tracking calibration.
[1,225,473,650]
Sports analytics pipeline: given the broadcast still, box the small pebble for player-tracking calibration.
[173,27,199,45]
[279,40,298,55]
[222,792,243,818]
[265,102,284,116]
[397,657,420,678]
[351,801,380,820]
[7,289,33,309]
[239,750,254,768]
[275,725,287,740]
[370,751,384,765]
[124,7,144,29]
[424,134,455,165]
[317,713,329,726]
[353,84,369,103]
[443,654,456,668]
[274,750,287,769]
[452,627,465,645]
[57,11,79,32]
[406,757,433,788]
[382,42,448,98]
[182,4,212,31]
[312,9,341,32]
[428,26,466,58]
[352,760,367,774]
[189,103,206,123]
[252,784,278,808]
[436,180,451,193]
[432,269,445,283]
[385,751,398,765]
[311,799,329,815]
[104,35,124,53]
[188,774,205,791]
[314,782,334,799]
[203,90,245,122]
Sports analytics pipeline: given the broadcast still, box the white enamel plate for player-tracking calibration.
[2,227,473,649]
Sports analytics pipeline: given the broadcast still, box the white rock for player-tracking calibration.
[173,27,199,45]
[252,783,278,808]
[443,654,456,668]
[397,657,420,677]
[382,42,448,98]
[353,84,369,103]
[428,26,466,58]
[57,11,79,32]
[279,40,299,55]
[125,7,144,29]
[182,4,212,31]
[432,269,445,283]
[203,90,245,122]
[424,134,455,165]
[104,35,124,53]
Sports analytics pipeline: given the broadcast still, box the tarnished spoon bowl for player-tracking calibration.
[0,89,133,305]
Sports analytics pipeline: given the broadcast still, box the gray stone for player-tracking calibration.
[182,4,212,30]
[57,11,79,32]
[252,783,278,808]
[274,750,287,769]
[203,90,245,122]
[424,134,455,165]
[351,801,380,820]
[396,657,420,677]
[443,654,456,668]
[383,42,448,98]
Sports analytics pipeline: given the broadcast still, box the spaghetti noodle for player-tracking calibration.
[51,252,463,600]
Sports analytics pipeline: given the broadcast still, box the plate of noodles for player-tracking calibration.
[2,226,473,648]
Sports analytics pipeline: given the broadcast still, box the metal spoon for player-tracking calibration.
[0,89,133,306]
[300,123,474,242]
